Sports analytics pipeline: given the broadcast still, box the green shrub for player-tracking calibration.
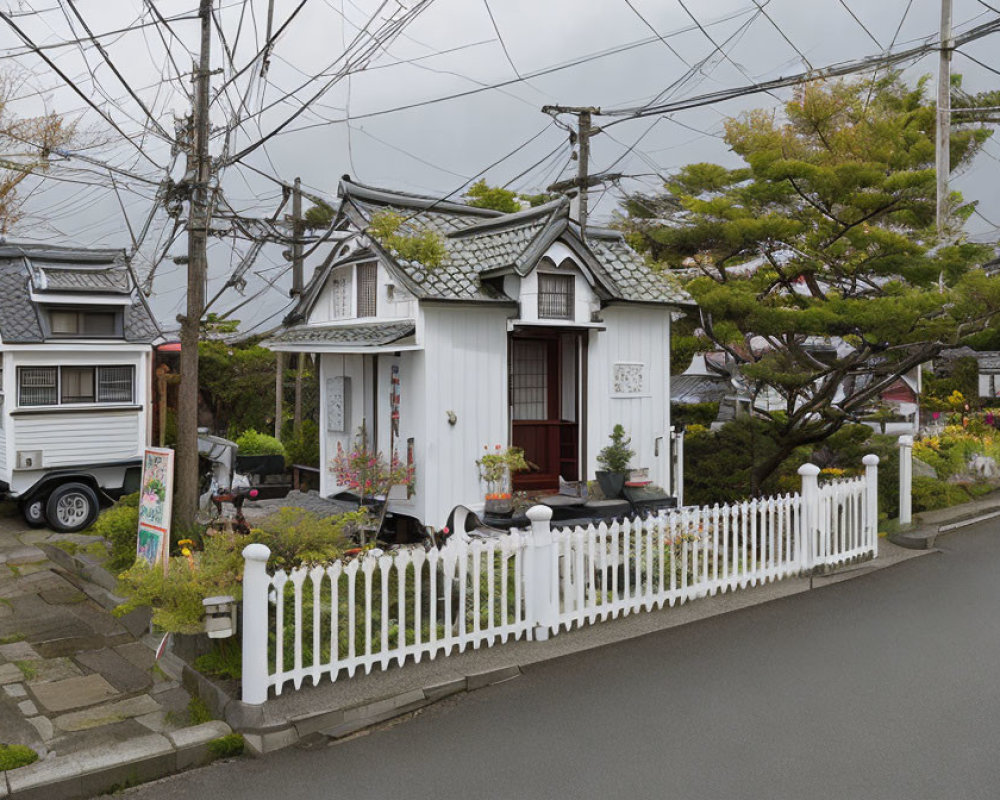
[0,744,38,770]
[194,639,242,680]
[207,733,245,760]
[236,429,286,459]
[87,493,140,572]
[911,476,970,512]
[671,402,719,429]
[283,419,320,467]
[114,510,363,634]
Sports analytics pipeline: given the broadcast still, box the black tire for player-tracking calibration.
[19,497,47,528]
[45,482,99,533]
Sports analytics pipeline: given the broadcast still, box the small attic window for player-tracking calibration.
[48,308,120,337]
[356,262,377,317]
[538,274,574,320]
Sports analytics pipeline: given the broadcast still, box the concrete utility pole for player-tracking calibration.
[175,0,213,528]
[542,105,601,236]
[936,0,953,238]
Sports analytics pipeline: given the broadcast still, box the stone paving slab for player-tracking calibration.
[23,657,82,685]
[75,648,152,693]
[52,694,162,733]
[31,674,119,713]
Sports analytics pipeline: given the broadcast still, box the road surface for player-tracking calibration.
[123,521,1000,799]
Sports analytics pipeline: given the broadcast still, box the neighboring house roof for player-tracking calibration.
[287,178,694,323]
[267,320,415,347]
[974,351,1000,372]
[0,243,159,344]
[671,374,733,405]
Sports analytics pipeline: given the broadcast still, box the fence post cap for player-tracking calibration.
[526,504,553,522]
[797,463,821,477]
[897,434,914,446]
[242,543,271,562]
[862,453,880,466]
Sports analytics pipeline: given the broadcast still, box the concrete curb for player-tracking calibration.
[0,721,235,800]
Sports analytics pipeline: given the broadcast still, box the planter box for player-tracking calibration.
[235,454,286,476]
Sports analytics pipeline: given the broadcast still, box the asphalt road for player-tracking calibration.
[122,522,1000,800]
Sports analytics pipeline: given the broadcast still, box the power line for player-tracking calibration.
[837,0,882,50]
[603,15,1000,120]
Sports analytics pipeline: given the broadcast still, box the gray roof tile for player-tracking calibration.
[268,320,415,346]
[0,243,158,344]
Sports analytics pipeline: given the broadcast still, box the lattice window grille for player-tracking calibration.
[356,263,377,317]
[19,367,57,406]
[98,366,134,403]
[538,273,574,320]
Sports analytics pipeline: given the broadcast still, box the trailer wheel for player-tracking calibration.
[19,497,47,528]
[45,483,99,533]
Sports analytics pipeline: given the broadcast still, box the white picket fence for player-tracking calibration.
[240,456,880,703]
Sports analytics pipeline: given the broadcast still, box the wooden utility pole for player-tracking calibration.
[542,105,600,236]
[274,352,284,440]
[936,0,953,238]
[290,176,304,435]
[175,0,213,528]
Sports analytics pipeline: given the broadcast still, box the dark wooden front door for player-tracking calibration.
[510,334,578,491]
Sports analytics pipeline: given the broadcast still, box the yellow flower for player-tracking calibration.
[181,547,191,557]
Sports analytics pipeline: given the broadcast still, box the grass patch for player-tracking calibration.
[0,632,25,645]
[193,640,241,681]
[187,696,214,725]
[14,661,37,681]
[7,565,19,578]
[0,744,38,770]
[207,733,244,760]
[53,541,79,555]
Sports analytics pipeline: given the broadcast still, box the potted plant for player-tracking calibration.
[477,445,528,515]
[234,429,286,476]
[596,424,635,499]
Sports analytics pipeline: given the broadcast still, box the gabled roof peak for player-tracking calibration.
[338,177,501,219]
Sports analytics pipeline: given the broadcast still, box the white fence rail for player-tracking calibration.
[241,456,879,703]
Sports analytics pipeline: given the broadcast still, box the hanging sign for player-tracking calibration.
[136,447,175,568]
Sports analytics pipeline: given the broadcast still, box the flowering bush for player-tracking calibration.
[330,424,413,508]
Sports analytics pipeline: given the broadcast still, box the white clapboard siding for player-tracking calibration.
[0,422,7,472]
[14,410,141,466]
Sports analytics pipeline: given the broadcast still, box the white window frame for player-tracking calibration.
[17,365,136,408]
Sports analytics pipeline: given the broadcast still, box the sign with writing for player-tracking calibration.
[136,447,175,568]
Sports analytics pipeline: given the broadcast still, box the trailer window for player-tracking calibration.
[18,365,135,407]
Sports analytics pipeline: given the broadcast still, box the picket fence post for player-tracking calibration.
[863,453,880,551]
[898,434,913,527]
[241,543,272,704]
[798,463,820,571]
[526,505,557,641]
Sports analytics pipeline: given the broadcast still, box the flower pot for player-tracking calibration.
[482,463,513,514]
[596,470,627,499]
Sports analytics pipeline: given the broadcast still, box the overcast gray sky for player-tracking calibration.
[2,0,999,333]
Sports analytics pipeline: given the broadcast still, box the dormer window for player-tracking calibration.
[538,274,574,320]
[356,263,377,317]
[47,308,121,337]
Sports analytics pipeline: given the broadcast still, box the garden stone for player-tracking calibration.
[0,662,23,683]
[4,546,46,565]
[912,458,938,479]
[75,648,152,693]
[114,641,156,671]
[31,674,119,712]
[970,455,998,478]
[25,715,54,742]
[0,641,40,661]
[18,699,37,715]
[4,682,27,697]
[26,657,83,684]
[52,694,161,732]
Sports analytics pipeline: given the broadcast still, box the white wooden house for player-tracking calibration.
[264,179,694,527]
[0,244,159,530]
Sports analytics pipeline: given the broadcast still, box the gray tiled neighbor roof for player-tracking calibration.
[325,180,694,308]
[0,243,159,343]
[268,320,416,346]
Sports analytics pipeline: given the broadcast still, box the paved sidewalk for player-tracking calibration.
[0,509,197,759]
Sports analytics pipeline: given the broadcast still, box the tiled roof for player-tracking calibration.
[33,264,131,294]
[267,320,415,346]
[335,180,694,307]
[0,243,158,344]
[586,235,694,305]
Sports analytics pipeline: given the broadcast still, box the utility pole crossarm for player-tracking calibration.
[542,105,602,237]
